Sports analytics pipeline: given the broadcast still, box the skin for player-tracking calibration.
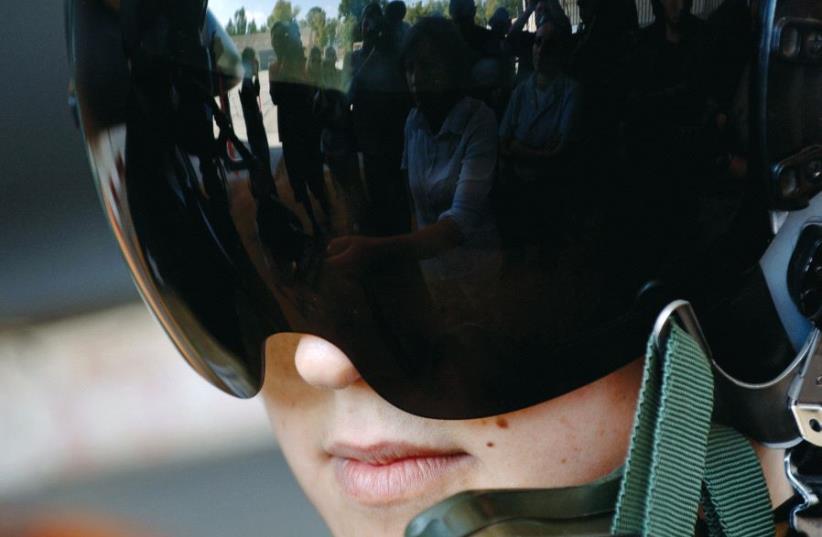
[259,333,796,537]
[260,333,643,537]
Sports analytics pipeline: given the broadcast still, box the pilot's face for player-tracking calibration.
[261,335,642,537]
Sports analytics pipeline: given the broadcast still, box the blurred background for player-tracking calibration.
[1,0,732,534]
[0,1,328,535]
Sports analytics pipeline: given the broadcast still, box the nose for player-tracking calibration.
[294,335,362,390]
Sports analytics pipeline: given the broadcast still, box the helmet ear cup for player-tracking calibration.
[788,224,822,325]
[757,0,822,209]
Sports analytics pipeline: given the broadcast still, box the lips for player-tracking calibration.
[327,442,471,505]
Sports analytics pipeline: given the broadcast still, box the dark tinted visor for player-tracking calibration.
[67,0,806,418]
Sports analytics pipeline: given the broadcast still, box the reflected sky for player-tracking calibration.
[209,0,341,24]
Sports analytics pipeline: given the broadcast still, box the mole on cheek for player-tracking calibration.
[486,441,495,448]
[495,417,509,429]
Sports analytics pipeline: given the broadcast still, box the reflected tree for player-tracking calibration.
[226,7,251,35]
[269,0,302,26]
[306,7,328,47]
[322,18,338,47]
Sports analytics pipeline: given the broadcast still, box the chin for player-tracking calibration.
[321,495,448,537]
[310,459,473,537]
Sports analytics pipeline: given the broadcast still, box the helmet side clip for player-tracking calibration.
[787,223,822,446]
[790,329,822,447]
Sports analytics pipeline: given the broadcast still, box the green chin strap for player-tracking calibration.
[405,468,623,537]
[405,301,776,537]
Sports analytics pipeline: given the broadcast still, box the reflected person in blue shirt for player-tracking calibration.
[497,21,580,260]
[499,21,580,183]
[327,17,500,289]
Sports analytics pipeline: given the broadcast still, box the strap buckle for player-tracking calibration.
[790,329,822,447]
[651,300,713,361]
[786,445,822,533]
[785,329,822,532]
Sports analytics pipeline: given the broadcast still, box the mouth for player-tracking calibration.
[327,442,472,506]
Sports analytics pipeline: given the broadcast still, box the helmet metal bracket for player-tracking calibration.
[651,300,712,361]
[652,304,822,532]
[786,445,822,534]
[785,330,822,532]
[791,329,822,447]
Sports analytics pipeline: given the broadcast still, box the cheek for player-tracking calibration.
[263,408,336,531]
[260,344,332,512]
[460,362,640,488]
[260,334,328,462]
[463,414,595,487]
[262,334,324,407]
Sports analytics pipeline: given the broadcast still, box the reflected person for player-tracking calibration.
[385,0,410,50]
[499,22,579,169]
[506,0,571,86]
[498,21,580,259]
[269,21,332,231]
[322,46,341,90]
[307,45,323,86]
[349,3,411,236]
[239,46,278,201]
[328,18,500,300]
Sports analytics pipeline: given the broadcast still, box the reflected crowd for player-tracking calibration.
[228,0,758,334]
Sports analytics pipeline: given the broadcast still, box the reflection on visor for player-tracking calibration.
[67,0,816,418]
